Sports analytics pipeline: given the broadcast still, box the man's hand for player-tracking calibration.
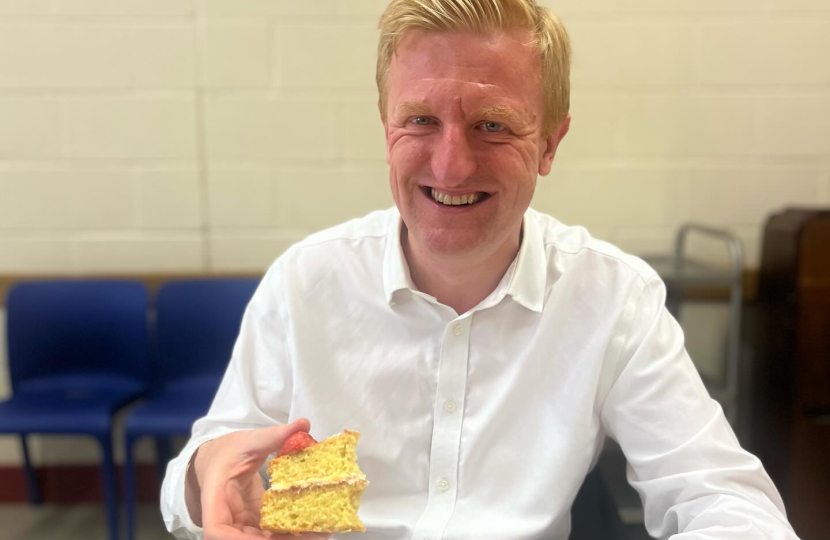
[191,418,332,540]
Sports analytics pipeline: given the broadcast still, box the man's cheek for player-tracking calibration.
[385,130,408,157]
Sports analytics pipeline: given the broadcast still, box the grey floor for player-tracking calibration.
[0,504,175,540]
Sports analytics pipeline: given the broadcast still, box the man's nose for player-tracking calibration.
[431,125,477,187]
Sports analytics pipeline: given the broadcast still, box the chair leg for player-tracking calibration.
[124,435,137,540]
[20,434,42,505]
[155,437,172,485]
[98,434,120,540]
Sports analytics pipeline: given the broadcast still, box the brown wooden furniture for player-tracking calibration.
[745,208,830,540]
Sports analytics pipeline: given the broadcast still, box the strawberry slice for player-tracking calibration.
[277,431,317,457]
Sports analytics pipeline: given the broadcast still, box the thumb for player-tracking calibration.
[245,418,311,459]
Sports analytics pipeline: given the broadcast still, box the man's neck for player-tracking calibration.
[403,227,522,315]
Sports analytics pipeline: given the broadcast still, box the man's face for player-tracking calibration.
[383,29,569,262]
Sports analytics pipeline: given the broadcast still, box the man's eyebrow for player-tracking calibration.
[393,102,432,118]
[393,102,530,125]
[476,105,528,125]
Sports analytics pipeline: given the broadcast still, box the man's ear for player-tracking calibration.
[538,114,571,176]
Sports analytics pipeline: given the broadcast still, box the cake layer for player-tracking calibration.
[268,474,367,493]
[268,430,364,490]
[261,480,369,534]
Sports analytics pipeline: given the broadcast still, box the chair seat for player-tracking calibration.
[0,378,145,435]
[125,387,215,438]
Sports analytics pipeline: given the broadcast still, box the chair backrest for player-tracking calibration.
[6,280,150,392]
[153,278,260,388]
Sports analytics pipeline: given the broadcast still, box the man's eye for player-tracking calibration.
[482,121,505,133]
[411,116,432,125]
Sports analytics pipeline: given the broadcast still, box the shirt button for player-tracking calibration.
[437,478,450,491]
[444,400,457,413]
[452,323,463,336]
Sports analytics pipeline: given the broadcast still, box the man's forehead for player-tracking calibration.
[405,77,500,91]
[393,79,514,107]
[385,28,543,124]
[389,71,537,116]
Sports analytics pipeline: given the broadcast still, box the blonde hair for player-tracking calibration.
[377,0,571,137]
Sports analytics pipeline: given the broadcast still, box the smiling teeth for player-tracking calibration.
[431,189,480,205]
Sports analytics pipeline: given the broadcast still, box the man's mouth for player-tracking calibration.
[426,187,491,206]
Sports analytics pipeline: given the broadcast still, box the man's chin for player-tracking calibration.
[412,230,488,259]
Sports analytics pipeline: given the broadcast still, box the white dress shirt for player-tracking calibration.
[161,207,797,540]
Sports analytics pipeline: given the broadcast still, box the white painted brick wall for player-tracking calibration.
[277,25,378,90]
[700,22,830,86]
[0,98,62,158]
[74,232,204,273]
[202,23,270,88]
[276,166,393,229]
[0,0,53,16]
[758,95,830,156]
[207,167,280,228]
[61,97,198,159]
[135,169,203,228]
[569,22,696,86]
[205,98,343,160]
[0,0,826,277]
[0,0,827,466]
[535,167,690,231]
[209,231,306,272]
[617,96,759,156]
[54,0,194,16]
[0,170,134,229]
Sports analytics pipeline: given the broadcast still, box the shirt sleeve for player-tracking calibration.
[159,262,295,539]
[600,275,799,539]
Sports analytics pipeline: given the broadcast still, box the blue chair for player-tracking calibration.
[0,280,150,540]
[123,278,260,540]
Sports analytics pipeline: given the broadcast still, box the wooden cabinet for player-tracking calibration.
[746,209,830,540]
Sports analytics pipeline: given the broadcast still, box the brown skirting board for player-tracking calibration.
[0,465,161,504]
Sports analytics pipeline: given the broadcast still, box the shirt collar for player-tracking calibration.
[382,209,547,313]
[382,211,414,305]
[504,210,546,313]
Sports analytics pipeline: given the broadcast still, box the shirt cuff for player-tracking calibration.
[160,442,205,540]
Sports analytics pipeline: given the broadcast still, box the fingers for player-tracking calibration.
[268,533,332,539]
[235,526,331,539]
[244,418,311,459]
[199,419,312,482]
[205,524,333,540]
[205,523,272,540]
[198,420,315,540]
[247,526,331,538]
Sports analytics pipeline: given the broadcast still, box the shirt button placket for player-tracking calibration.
[412,316,471,540]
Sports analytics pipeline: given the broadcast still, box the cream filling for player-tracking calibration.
[269,473,368,493]
[430,188,482,206]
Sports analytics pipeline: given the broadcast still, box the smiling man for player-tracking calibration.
[161,2,798,539]
[384,26,570,315]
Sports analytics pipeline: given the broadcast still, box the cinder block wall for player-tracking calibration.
[1,0,828,276]
[0,0,829,464]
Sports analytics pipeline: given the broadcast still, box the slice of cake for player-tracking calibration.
[260,429,368,535]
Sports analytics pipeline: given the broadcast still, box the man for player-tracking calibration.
[162,1,798,539]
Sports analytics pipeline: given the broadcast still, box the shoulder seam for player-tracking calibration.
[542,240,656,285]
